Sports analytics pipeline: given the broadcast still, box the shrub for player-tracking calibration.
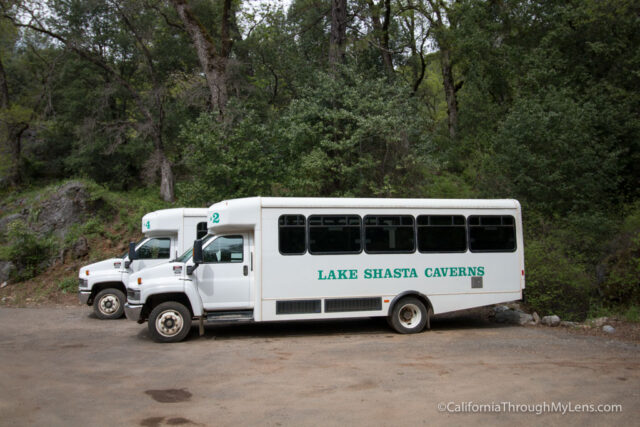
[58,276,77,294]
[598,204,640,306]
[524,237,592,321]
[2,220,57,281]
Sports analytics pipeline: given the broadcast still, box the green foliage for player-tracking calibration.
[2,220,56,281]
[623,306,640,323]
[276,70,436,197]
[524,236,592,321]
[57,277,77,294]
[598,204,640,306]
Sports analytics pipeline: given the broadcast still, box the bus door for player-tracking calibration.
[194,234,251,310]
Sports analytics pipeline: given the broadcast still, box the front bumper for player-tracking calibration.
[125,302,144,322]
[78,291,91,305]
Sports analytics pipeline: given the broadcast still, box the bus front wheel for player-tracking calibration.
[389,297,428,334]
[148,301,192,343]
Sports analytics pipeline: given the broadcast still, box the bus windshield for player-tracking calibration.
[173,234,215,263]
[121,237,146,259]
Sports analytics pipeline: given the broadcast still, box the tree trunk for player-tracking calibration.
[381,0,393,75]
[366,0,393,75]
[170,0,229,116]
[440,47,458,139]
[329,0,348,68]
[0,50,26,185]
[159,151,175,203]
[0,52,8,109]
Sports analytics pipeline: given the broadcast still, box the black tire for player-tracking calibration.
[148,301,192,343]
[389,297,428,334]
[93,288,125,320]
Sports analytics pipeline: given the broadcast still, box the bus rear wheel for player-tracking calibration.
[389,297,428,334]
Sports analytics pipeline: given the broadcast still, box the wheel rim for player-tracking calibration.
[398,304,422,329]
[155,309,184,338]
[98,294,120,315]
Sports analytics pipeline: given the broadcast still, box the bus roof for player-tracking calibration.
[212,197,520,210]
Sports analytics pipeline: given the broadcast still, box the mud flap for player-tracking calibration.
[426,307,433,330]
[199,316,204,336]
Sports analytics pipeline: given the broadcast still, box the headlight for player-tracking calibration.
[78,278,88,289]
[127,289,141,301]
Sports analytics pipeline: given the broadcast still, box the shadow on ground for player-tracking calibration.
[135,308,507,342]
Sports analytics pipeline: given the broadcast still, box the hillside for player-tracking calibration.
[0,180,171,306]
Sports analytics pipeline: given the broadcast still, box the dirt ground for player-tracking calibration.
[0,306,638,426]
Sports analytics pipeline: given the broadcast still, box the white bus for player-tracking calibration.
[125,197,524,342]
[78,208,207,319]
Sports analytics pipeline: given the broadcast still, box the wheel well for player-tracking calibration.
[389,291,433,315]
[90,282,126,301]
[142,293,194,321]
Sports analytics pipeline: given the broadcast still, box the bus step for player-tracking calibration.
[206,310,254,323]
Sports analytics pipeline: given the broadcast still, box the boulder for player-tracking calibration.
[72,236,89,259]
[32,181,103,238]
[591,317,609,328]
[541,315,561,327]
[495,309,533,325]
[532,312,540,325]
[493,305,510,314]
[560,321,579,327]
[602,325,615,334]
[0,261,16,283]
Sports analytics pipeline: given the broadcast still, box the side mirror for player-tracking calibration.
[187,240,203,275]
[192,239,203,264]
[128,242,139,261]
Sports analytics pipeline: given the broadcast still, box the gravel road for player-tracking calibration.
[0,306,638,426]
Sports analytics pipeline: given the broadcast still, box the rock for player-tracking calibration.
[0,261,16,283]
[560,321,579,327]
[72,236,89,258]
[591,317,608,328]
[32,181,104,238]
[532,312,540,325]
[495,309,533,325]
[602,325,615,334]
[541,315,561,327]
[493,305,510,314]
[1,281,7,288]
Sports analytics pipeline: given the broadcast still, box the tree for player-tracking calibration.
[0,11,31,185]
[329,0,348,68]
[2,0,192,201]
[400,0,461,139]
[169,0,236,117]
[364,0,393,75]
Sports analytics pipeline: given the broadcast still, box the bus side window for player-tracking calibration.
[468,215,516,252]
[196,222,208,239]
[417,215,467,253]
[364,215,415,253]
[279,215,306,255]
[308,215,361,254]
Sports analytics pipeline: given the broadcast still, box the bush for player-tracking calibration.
[2,220,57,281]
[58,276,77,294]
[525,237,592,321]
[598,204,640,306]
